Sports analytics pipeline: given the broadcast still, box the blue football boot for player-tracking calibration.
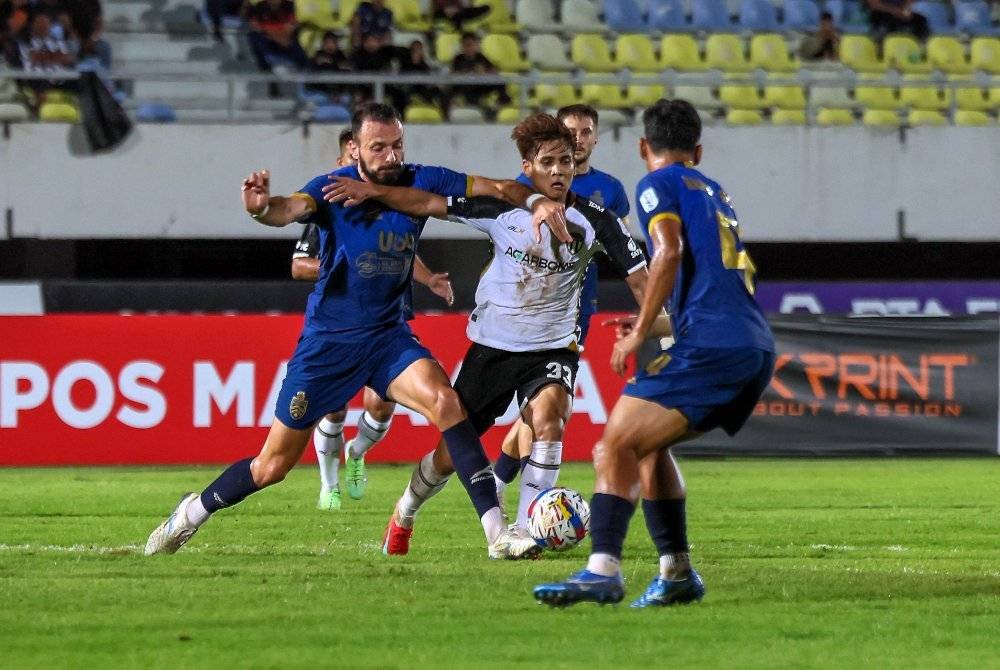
[534,570,625,607]
[629,569,705,608]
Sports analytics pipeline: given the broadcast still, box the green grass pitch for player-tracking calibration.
[1,459,998,669]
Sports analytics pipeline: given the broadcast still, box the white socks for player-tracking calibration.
[314,417,345,491]
[481,507,505,544]
[397,451,450,528]
[659,552,692,580]
[185,495,210,527]
[348,412,392,459]
[516,441,562,527]
[586,552,621,577]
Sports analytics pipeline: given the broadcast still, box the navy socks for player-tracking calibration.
[442,419,499,518]
[493,451,521,485]
[199,457,260,514]
[589,493,636,559]
[642,498,688,555]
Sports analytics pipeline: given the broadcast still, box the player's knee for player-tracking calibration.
[530,414,565,442]
[254,457,290,487]
[428,387,465,428]
[327,409,347,423]
[367,402,394,423]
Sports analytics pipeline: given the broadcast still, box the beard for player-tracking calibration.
[574,146,593,165]
[358,155,405,185]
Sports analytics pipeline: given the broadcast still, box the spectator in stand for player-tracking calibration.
[351,31,394,101]
[433,0,490,30]
[799,11,840,61]
[18,11,76,73]
[307,31,352,103]
[64,0,112,70]
[350,0,393,49]
[205,0,247,42]
[450,31,510,113]
[246,0,309,73]
[389,39,440,111]
[865,0,929,41]
[1,0,31,66]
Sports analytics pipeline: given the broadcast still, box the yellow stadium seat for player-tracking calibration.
[482,34,529,73]
[615,34,659,73]
[854,75,901,110]
[526,34,573,72]
[338,0,362,24]
[817,108,856,126]
[863,109,900,126]
[749,34,798,73]
[764,83,807,110]
[989,87,1000,109]
[404,104,443,124]
[726,109,764,125]
[387,0,430,31]
[840,35,887,73]
[295,0,342,28]
[719,83,765,109]
[953,79,990,111]
[39,101,79,123]
[660,35,707,72]
[899,75,951,111]
[705,34,752,73]
[907,110,947,126]
[571,34,618,73]
[927,37,973,75]
[772,109,806,125]
[625,84,667,107]
[435,32,460,64]
[970,37,1000,75]
[531,84,578,107]
[580,84,629,109]
[463,0,520,34]
[883,35,931,74]
[496,106,522,124]
[954,110,990,126]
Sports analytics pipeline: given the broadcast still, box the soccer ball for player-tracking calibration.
[526,487,590,551]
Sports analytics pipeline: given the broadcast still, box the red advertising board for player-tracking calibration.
[0,315,626,465]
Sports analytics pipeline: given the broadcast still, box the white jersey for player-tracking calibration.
[446,195,646,352]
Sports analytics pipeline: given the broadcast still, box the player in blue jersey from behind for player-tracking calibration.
[144,102,571,559]
[494,104,632,526]
[534,99,776,607]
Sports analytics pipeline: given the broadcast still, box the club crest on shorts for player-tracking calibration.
[289,391,308,420]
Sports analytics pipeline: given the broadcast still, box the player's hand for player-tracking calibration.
[242,169,270,215]
[427,272,454,306]
[323,175,377,206]
[530,198,571,244]
[611,331,642,377]
[602,315,638,340]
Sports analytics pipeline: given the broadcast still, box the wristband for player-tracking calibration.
[525,193,544,210]
[250,203,270,220]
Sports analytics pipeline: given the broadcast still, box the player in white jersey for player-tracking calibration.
[325,114,648,554]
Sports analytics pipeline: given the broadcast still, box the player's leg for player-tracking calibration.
[383,436,454,554]
[344,388,394,500]
[515,384,571,528]
[493,419,531,519]
[315,409,347,510]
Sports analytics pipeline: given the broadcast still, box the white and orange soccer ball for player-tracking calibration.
[526,487,590,552]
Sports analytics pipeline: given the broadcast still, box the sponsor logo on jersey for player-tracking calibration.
[289,391,308,420]
[356,251,407,278]
[639,187,658,213]
[507,225,525,234]
[504,246,577,272]
[378,231,415,253]
[627,237,643,259]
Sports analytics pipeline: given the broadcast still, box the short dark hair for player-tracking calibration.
[351,102,402,139]
[642,99,701,153]
[556,104,599,127]
[511,113,575,161]
[338,128,354,151]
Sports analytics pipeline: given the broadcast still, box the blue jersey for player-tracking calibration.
[635,163,773,352]
[294,163,471,339]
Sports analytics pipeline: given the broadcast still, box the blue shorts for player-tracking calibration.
[274,324,432,430]
[624,343,775,436]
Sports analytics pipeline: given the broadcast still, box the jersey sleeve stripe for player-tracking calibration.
[647,211,680,236]
[290,192,317,210]
[465,175,474,198]
[625,259,647,275]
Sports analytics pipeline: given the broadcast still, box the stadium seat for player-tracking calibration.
[615,35,660,73]
[691,0,734,31]
[482,34,530,72]
[854,75,902,110]
[39,101,79,123]
[816,107,856,125]
[782,0,820,31]
[953,110,991,125]
[970,37,1000,74]
[726,109,764,125]
[560,0,602,32]
[988,85,1000,109]
[647,0,688,31]
[899,75,951,111]
[463,0,520,33]
[750,34,798,72]
[526,34,573,71]
[496,106,522,123]
[863,109,900,126]
[435,32,460,64]
[825,0,868,34]
[911,2,957,35]
[625,84,668,107]
[295,0,344,28]
[571,34,618,73]
[0,102,29,122]
[738,0,779,32]
[907,109,947,126]
[808,71,857,109]
[449,106,487,123]
[603,0,645,32]
[404,104,444,124]
[581,84,629,109]
[952,77,990,111]
[705,34,752,73]
[338,0,363,24]
[927,37,974,75]
[660,35,709,71]
[594,109,630,126]
[313,104,352,123]
[764,82,807,109]
[772,109,807,124]
[956,1,1000,36]
[840,35,888,73]
[883,35,932,74]
[531,84,579,107]
[136,102,177,122]
[719,82,766,109]
[672,83,722,110]
[515,0,555,27]
[387,0,431,31]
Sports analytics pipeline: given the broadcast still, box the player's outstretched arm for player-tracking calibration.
[413,255,454,306]
[323,176,447,217]
[242,169,316,227]
[468,177,571,244]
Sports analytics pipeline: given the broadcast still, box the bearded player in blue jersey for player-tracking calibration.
[144,102,571,560]
[534,99,775,607]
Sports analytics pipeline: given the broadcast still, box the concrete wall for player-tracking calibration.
[2,123,997,241]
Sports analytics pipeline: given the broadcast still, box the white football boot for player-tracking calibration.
[144,493,200,556]
[488,525,542,560]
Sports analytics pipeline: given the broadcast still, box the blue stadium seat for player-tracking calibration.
[912,2,957,35]
[826,0,868,34]
[313,104,351,123]
[602,0,646,32]
[782,0,820,31]
[739,0,779,32]
[691,0,733,31]
[647,0,688,31]
[136,102,176,123]
[956,1,1000,36]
